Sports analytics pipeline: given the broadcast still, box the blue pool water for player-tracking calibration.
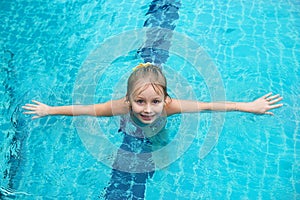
[1,0,299,199]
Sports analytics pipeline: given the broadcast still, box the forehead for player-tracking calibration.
[132,83,164,98]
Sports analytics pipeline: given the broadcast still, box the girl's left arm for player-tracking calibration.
[165,92,283,116]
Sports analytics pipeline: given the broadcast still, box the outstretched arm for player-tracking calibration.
[22,97,129,119]
[165,92,283,116]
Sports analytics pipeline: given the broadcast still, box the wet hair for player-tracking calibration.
[126,63,169,101]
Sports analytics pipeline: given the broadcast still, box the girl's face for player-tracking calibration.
[129,84,165,125]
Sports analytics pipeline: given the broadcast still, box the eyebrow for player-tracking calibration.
[135,95,163,99]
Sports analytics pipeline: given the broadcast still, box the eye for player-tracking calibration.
[153,99,162,104]
[135,99,144,104]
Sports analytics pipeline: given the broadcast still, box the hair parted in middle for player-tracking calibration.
[126,63,169,101]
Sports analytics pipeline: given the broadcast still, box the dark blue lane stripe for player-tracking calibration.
[103,133,154,199]
[103,0,181,199]
[138,0,181,65]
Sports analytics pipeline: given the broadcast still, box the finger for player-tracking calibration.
[32,116,40,119]
[23,111,36,115]
[269,97,283,104]
[22,106,36,111]
[269,103,283,109]
[266,94,280,101]
[271,94,280,99]
[32,100,42,105]
[265,111,274,115]
[24,104,37,108]
[263,92,272,98]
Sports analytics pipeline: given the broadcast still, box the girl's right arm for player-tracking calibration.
[22,98,129,119]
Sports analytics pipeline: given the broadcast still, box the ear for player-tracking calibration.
[164,96,171,105]
[125,95,132,108]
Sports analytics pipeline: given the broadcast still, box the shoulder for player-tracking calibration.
[111,97,130,115]
[94,97,130,116]
[165,98,182,116]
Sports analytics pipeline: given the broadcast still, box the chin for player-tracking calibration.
[140,120,154,125]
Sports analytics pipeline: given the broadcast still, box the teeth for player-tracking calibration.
[141,114,153,117]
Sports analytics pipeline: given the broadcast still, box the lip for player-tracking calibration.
[140,114,154,121]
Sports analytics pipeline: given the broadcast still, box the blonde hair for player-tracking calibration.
[126,63,169,101]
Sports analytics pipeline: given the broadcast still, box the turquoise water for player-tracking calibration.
[1,0,299,199]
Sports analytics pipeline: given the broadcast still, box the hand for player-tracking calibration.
[249,92,283,115]
[22,100,51,119]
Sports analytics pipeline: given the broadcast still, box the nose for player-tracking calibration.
[143,104,152,113]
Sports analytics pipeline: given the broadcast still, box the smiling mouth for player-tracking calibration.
[140,114,154,120]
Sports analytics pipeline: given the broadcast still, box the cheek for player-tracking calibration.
[154,104,164,113]
[130,103,142,113]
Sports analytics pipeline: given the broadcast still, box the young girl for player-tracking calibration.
[23,63,283,121]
